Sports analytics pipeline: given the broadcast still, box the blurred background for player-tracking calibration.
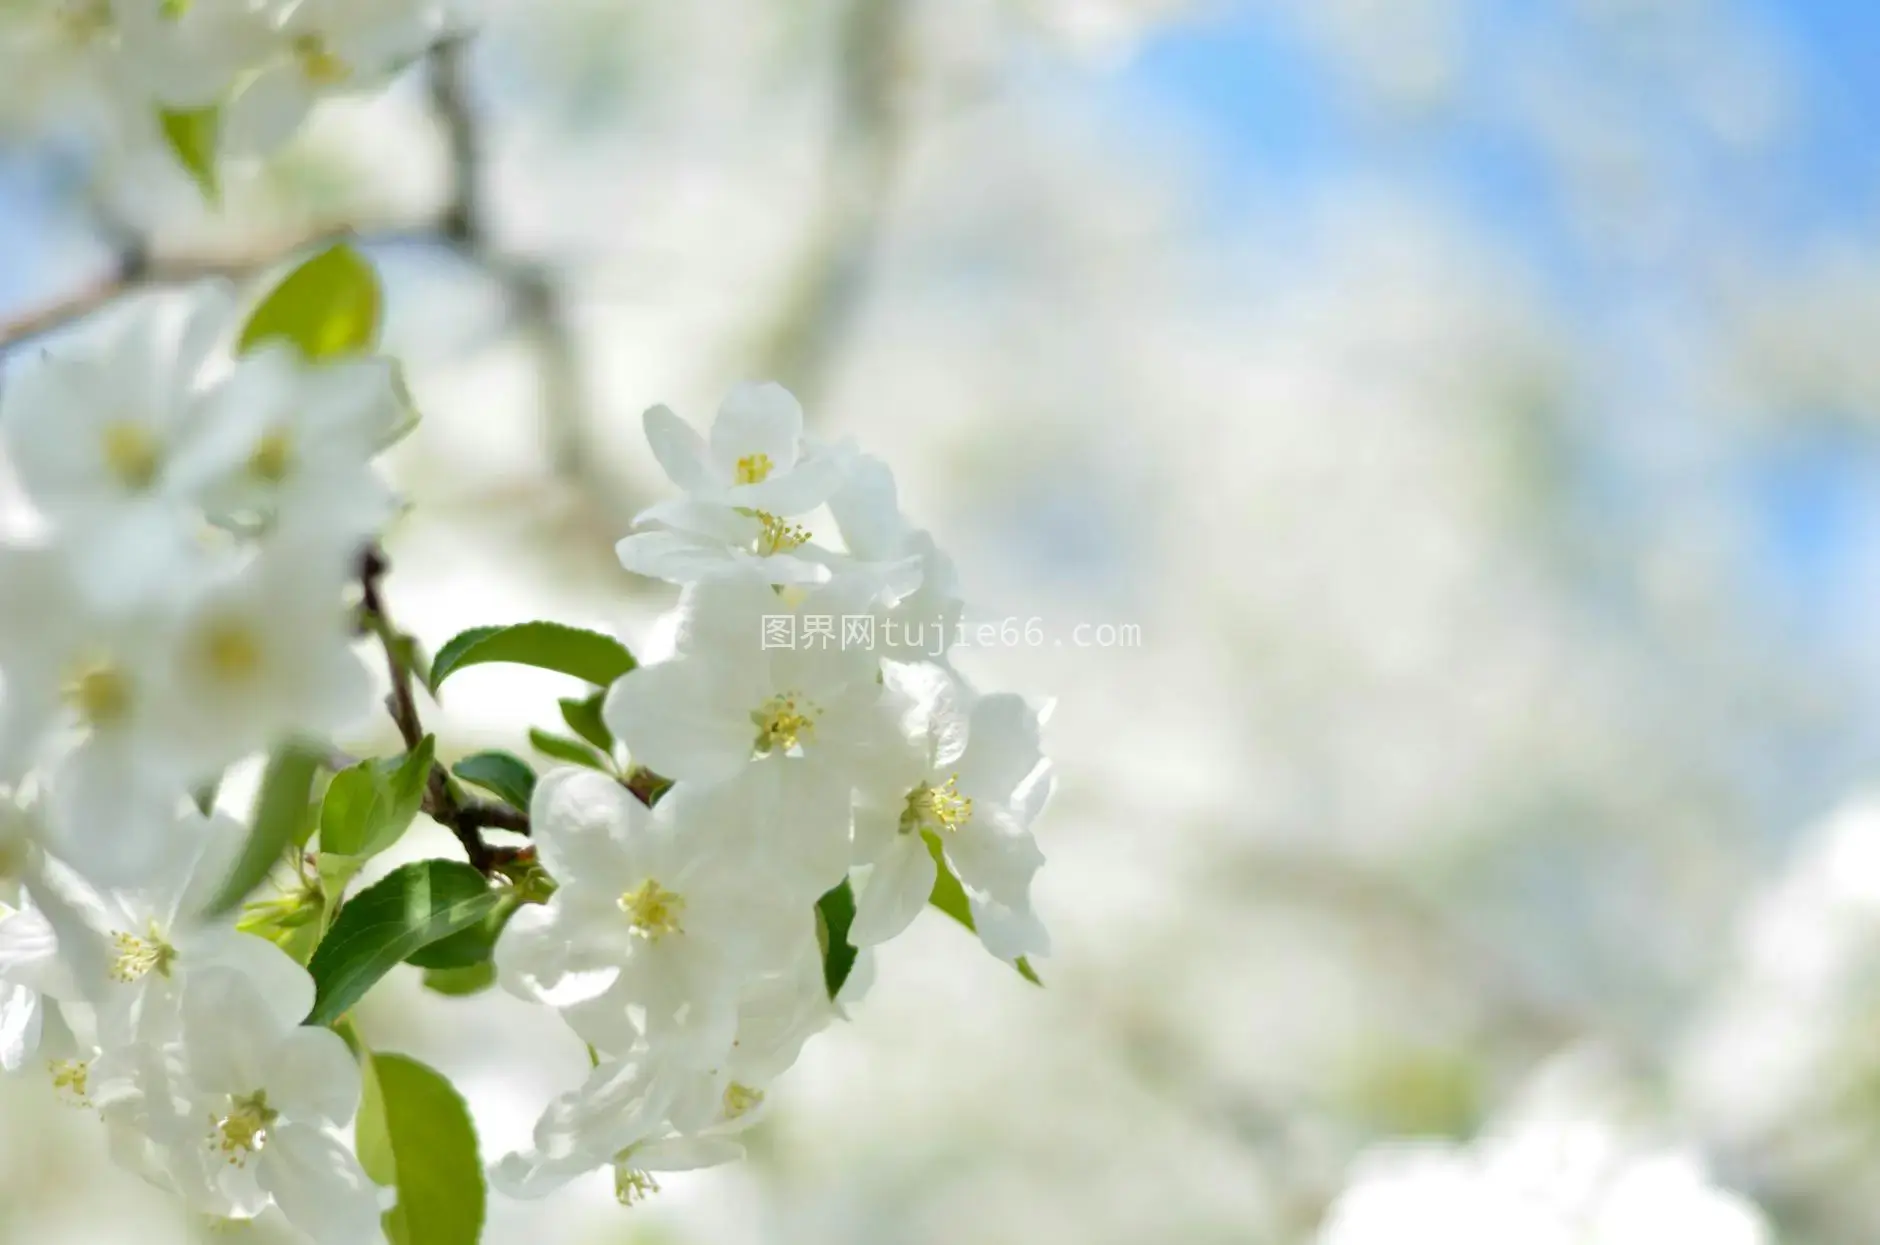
[5,0,1880,1241]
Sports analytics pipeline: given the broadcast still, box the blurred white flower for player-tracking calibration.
[97,968,381,1243]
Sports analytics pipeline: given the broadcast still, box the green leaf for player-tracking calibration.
[202,744,322,918]
[527,728,610,772]
[306,860,503,1026]
[321,738,435,861]
[421,961,497,997]
[405,892,521,971]
[450,751,536,812]
[922,830,1042,987]
[357,1052,486,1245]
[558,692,613,754]
[159,107,219,199]
[238,242,382,361]
[816,880,859,1000]
[428,622,636,695]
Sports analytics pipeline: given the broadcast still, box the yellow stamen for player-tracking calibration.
[209,1091,278,1167]
[753,512,810,556]
[111,923,178,983]
[901,774,973,836]
[613,1163,660,1207]
[734,453,773,485]
[101,421,161,490]
[618,879,686,941]
[292,34,349,84]
[199,620,263,683]
[65,660,132,727]
[751,692,818,754]
[248,429,294,483]
[723,1082,764,1120]
[48,1059,91,1107]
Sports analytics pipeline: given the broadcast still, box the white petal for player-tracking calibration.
[603,659,753,783]
[527,767,644,888]
[0,982,42,1072]
[263,1026,361,1126]
[259,1123,385,1245]
[222,63,316,156]
[828,453,907,562]
[643,404,717,493]
[493,901,618,1008]
[848,836,935,948]
[709,382,802,477]
[0,905,71,997]
[968,895,1051,964]
[616,529,742,585]
[183,928,316,1032]
[955,693,1047,805]
[634,1135,745,1172]
[945,806,1044,913]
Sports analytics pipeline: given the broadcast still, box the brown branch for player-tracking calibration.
[0,221,452,353]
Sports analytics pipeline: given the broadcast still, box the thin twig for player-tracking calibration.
[0,222,451,352]
[356,545,529,871]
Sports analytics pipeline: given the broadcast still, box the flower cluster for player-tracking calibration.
[493,383,1055,1201]
[2,0,453,169]
[0,281,403,1238]
[0,274,1055,1241]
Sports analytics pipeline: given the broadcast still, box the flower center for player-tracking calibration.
[101,421,161,491]
[210,1091,278,1167]
[901,774,973,835]
[110,922,178,983]
[618,879,685,941]
[723,1082,765,1120]
[248,429,294,483]
[612,1157,660,1207]
[198,619,263,683]
[48,1059,92,1107]
[65,659,132,728]
[753,512,810,556]
[751,691,819,754]
[292,34,349,84]
[734,453,773,485]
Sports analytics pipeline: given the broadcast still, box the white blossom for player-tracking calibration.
[617,384,856,586]
[495,767,810,1064]
[849,666,1051,963]
[604,573,910,900]
[97,968,382,1243]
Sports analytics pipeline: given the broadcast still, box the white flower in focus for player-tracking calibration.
[223,0,449,156]
[849,666,1051,962]
[617,384,855,587]
[495,768,807,1064]
[101,969,381,1243]
[604,574,909,899]
[0,282,239,603]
